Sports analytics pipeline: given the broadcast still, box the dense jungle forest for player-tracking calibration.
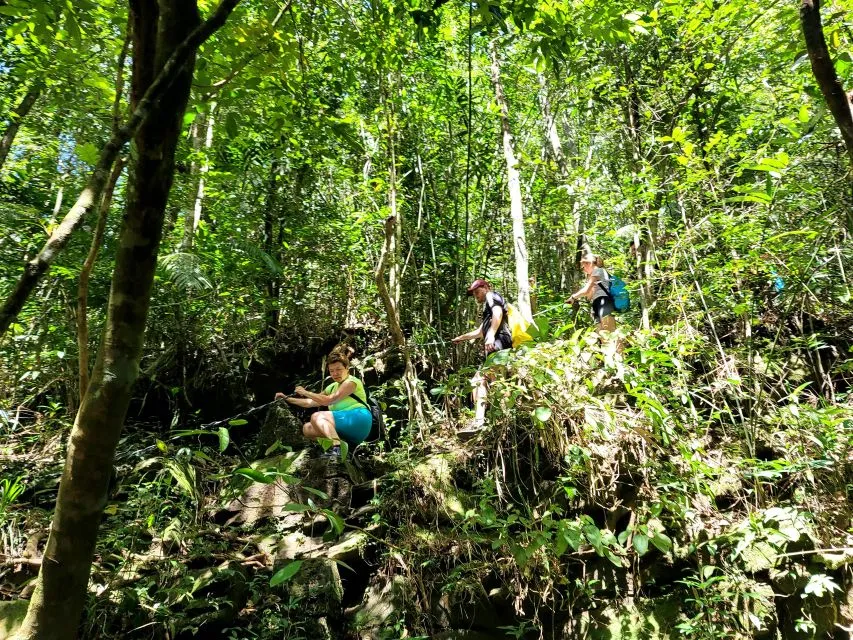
[1,0,853,638]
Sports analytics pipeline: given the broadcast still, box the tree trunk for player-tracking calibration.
[262,159,281,336]
[375,216,427,425]
[619,53,656,330]
[800,0,853,231]
[181,102,216,251]
[489,41,532,322]
[0,0,241,339]
[538,75,569,176]
[181,117,202,249]
[538,73,586,274]
[14,1,239,637]
[77,157,125,398]
[800,0,853,162]
[0,79,43,173]
[623,52,643,166]
[381,77,403,311]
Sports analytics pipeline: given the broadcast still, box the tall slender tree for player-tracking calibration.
[489,39,532,321]
[14,0,240,636]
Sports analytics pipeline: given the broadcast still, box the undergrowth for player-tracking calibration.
[379,324,853,639]
[2,322,851,639]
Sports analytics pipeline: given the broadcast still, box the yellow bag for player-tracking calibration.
[506,302,533,348]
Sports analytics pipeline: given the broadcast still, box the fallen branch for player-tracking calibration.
[1,556,42,567]
[775,547,853,558]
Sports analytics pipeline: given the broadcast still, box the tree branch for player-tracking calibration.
[800,0,853,163]
[0,78,44,172]
[0,0,243,339]
[374,216,407,348]
[200,0,293,99]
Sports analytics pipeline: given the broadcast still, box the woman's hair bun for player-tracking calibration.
[330,343,355,359]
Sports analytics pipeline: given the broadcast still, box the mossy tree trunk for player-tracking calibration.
[12,0,244,636]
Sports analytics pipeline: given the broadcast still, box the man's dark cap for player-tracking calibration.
[466,279,489,295]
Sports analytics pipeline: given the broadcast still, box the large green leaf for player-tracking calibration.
[270,560,303,586]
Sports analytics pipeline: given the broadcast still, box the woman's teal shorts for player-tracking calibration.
[331,407,372,445]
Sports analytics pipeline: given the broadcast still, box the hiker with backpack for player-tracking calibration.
[452,278,512,432]
[274,345,371,458]
[452,279,513,354]
[568,254,618,332]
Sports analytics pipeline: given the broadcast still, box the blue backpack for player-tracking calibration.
[600,273,630,312]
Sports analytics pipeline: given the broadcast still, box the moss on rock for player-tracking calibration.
[0,599,28,640]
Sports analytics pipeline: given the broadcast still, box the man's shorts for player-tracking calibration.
[493,336,511,351]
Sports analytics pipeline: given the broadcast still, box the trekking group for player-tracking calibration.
[274,251,629,454]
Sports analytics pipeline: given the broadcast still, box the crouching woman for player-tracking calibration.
[275,346,371,457]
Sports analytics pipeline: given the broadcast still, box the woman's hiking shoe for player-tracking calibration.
[457,419,485,438]
[321,445,342,459]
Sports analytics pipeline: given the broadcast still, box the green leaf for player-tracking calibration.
[284,502,312,512]
[650,533,673,554]
[633,533,649,556]
[64,13,81,46]
[534,406,552,423]
[302,486,330,500]
[76,142,99,165]
[322,508,345,535]
[234,467,272,483]
[487,349,511,366]
[229,418,248,426]
[605,549,624,567]
[170,429,211,438]
[225,112,239,138]
[534,317,550,340]
[158,252,213,290]
[270,560,303,586]
[559,521,582,552]
[554,535,568,556]
[583,523,601,548]
[193,450,213,462]
[334,558,356,573]
[218,427,230,452]
[264,441,283,456]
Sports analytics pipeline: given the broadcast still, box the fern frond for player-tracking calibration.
[158,252,213,291]
[233,240,283,275]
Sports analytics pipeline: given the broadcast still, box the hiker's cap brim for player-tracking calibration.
[466,279,488,295]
